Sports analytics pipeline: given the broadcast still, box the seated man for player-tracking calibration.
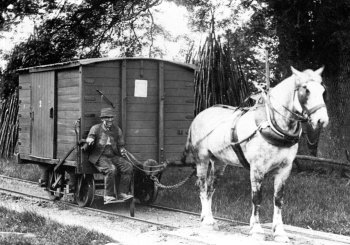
[86,107,133,203]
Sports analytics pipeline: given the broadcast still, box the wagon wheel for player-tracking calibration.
[135,175,160,204]
[46,170,65,200]
[75,174,95,207]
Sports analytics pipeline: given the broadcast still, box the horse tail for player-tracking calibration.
[181,127,193,164]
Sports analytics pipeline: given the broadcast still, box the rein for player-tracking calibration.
[269,94,308,123]
[303,103,326,117]
[124,151,167,175]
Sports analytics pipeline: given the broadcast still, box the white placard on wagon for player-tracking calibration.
[134,79,148,97]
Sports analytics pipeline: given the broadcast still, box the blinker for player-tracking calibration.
[297,85,308,105]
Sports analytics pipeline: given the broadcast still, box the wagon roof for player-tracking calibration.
[17,57,197,73]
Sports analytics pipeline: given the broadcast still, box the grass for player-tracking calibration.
[0,158,41,182]
[156,165,350,236]
[0,205,113,245]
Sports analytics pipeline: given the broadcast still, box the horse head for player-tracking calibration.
[291,66,329,130]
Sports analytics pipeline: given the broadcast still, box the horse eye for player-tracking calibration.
[303,85,310,94]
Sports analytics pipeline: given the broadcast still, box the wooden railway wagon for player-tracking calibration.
[17,57,196,210]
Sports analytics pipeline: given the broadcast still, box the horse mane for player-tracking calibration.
[269,75,296,105]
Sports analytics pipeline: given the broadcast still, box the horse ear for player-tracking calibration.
[291,66,302,76]
[291,66,303,85]
[315,66,324,76]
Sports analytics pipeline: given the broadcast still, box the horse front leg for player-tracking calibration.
[273,163,292,243]
[250,169,265,240]
[196,160,216,227]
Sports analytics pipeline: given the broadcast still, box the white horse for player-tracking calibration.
[182,67,329,242]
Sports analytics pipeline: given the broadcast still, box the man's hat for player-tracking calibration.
[100,107,117,118]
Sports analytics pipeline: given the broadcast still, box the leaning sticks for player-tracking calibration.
[194,29,251,115]
[0,90,19,158]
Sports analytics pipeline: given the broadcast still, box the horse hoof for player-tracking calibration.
[212,222,220,231]
[201,217,216,226]
[250,224,265,241]
[200,219,218,231]
[274,234,290,243]
[200,223,214,231]
[250,232,266,241]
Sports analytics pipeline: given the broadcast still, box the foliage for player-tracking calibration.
[170,0,277,85]
[242,0,350,78]
[0,0,163,98]
[0,0,56,31]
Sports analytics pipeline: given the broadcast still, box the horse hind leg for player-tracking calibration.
[273,164,292,243]
[196,159,216,227]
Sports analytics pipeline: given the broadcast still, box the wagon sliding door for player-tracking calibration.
[123,60,160,162]
[31,71,55,158]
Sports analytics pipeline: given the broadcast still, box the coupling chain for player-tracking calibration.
[150,170,196,189]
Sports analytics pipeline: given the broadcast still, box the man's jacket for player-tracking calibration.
[86,123,125,164]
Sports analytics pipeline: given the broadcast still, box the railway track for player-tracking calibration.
[0,174,240,229]
[1,174,350,245]
[0,185,176,230]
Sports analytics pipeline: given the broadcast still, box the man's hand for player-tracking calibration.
[86,137,94,145]
[120,147,127,157]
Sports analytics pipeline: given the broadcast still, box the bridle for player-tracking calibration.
[296,82,327,124]
[269,81,327,125]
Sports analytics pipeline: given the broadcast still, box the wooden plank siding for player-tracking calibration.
[56,68,80,161]
[18,73,31,155]
[163,63,194,163]
[124,60,159,162]
[81,61,122,139]
[79,61,122,173]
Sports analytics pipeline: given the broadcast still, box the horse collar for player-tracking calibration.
[255,94,302,147]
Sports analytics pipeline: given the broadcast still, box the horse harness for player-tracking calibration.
[230,84,326,170]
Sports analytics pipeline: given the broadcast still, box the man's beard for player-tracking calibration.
[104,121,113,130]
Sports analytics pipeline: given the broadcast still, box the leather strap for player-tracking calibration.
[231,110,251,170]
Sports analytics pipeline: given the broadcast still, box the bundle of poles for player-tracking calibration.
[194,25,251,115]
[0,90,19,158]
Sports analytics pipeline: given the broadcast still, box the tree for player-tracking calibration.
[241,0,350,157]
[169,0,276,86]
[243,0,350,77]
[0,0,57,31]
[1,0,163,98]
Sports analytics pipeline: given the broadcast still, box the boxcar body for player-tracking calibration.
[17,57,195,174]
